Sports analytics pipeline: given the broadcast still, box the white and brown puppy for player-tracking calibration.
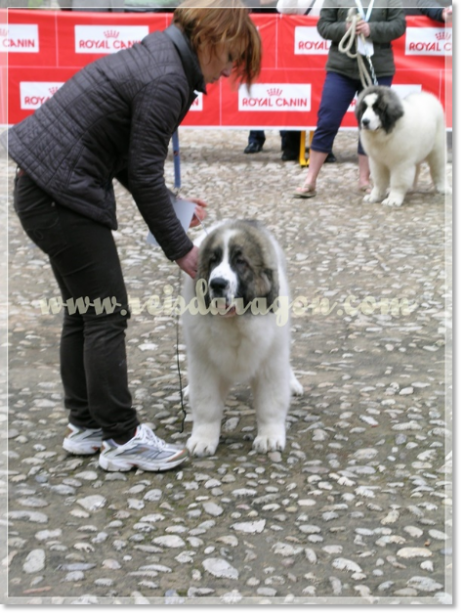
[356,86,450,207]
[181,220,303,457]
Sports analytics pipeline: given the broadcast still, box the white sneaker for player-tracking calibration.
[98,424,188,472]
[63,423,103,455]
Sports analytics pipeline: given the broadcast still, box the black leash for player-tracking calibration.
[173,211,208,434]
[175,268,187,434]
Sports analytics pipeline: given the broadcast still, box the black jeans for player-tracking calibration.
[13,171,139,440]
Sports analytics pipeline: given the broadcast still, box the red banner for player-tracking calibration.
[1,10,452,128]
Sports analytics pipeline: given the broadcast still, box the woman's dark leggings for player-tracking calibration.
[13,171,139,441]
[310,71,393,155]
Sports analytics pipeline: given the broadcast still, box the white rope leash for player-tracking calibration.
[338,7,378,89]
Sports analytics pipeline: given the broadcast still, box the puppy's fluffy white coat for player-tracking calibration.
[356,86,450,207]
[182,220,302,457]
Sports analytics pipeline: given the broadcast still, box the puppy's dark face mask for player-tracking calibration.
[195,222,279,315]
[356,86,404,134]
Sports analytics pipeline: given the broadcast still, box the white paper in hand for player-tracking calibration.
[147,193,196,247]
[357,36,374,57]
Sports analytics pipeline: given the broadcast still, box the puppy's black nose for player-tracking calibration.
[362,118,370,128]
[209,277,229,295]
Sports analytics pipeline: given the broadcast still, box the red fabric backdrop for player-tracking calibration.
[0,10,452,128]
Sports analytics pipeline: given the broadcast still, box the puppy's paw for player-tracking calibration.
[436,183,452,195]
[363,191,382,203]
[290,375,304,397]
[253,432,286,454]
[187,436,219,457]
[381,195,404,207]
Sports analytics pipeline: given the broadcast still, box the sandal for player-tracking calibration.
[294,183,317,199]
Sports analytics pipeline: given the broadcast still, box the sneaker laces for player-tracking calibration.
[138,424,167,451]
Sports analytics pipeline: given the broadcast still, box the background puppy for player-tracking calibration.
[356,86,451,207]
[182,220,303,457]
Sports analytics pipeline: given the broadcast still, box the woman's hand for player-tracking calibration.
[188,198,207,228]
[176,245,199,279]
[355,19,371,38]
[442,6,452,22]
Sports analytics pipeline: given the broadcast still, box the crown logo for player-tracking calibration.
[49,86,59,95]
[104,30,120,38]
[267,88,283,97]
[435,30,451,41]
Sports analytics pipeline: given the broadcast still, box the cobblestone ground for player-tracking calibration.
[1,128,453,605]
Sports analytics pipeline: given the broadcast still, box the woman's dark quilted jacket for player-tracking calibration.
[317,0,406,81]
[2,25,205,261]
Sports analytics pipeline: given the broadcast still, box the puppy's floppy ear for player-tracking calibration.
[258,268,279,311]
[195,243,212,307]
[355,92,367,126]
[380,88,404,134]
[354,102,363,126]
[195,247,209,285]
